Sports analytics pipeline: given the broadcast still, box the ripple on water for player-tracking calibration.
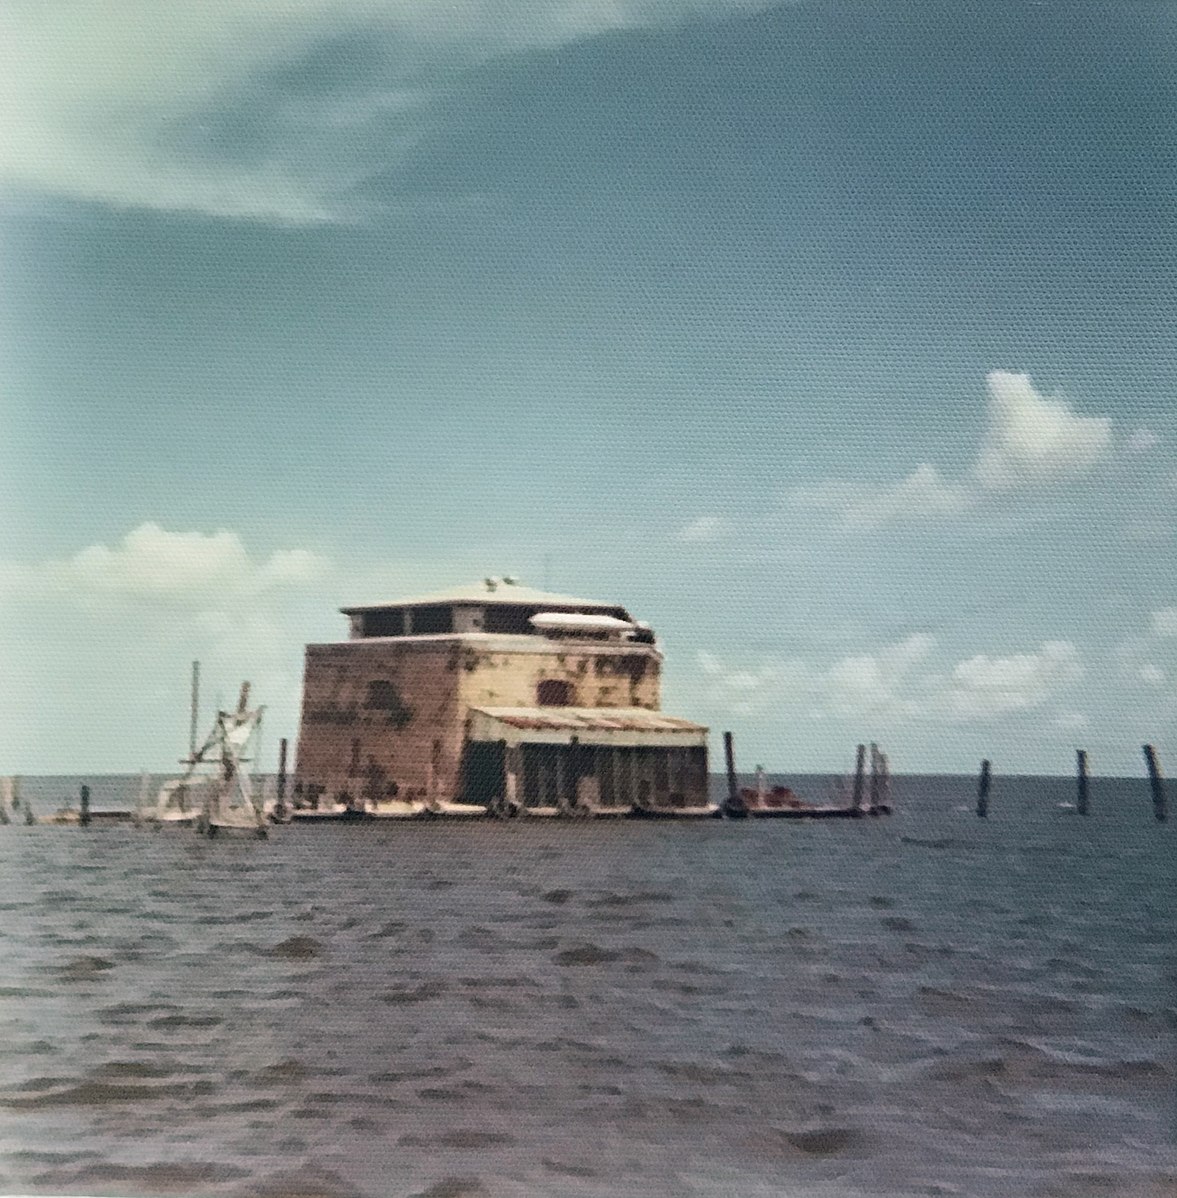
[1,1076,219,1109]
[146,1012,224,1029]
[366,919,409,939]
[400,1130,515,1149]
[266,935,326,960]
[553,943,622,966]
[30,1160,251,1192]
[93,1060,207,1079]
[49,955,116,981]
[379,980,449,1004]
[252,1059,313,1085]
[880,916,918,933]
[743,1125,872,1159]
[231,1163,368,1198]
[586,890,675,907]
[916,985,974,1017]
[409,1178,488,1198]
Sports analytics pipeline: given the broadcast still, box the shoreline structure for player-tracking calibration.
[292,577,716,819]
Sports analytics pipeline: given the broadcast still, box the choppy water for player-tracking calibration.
[1,773,1174,1198]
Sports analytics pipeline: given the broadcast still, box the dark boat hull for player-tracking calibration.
[629,804,722,820]
[289,808,370,823]
[747,805,862,819]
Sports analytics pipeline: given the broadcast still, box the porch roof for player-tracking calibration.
[468,706,708,748]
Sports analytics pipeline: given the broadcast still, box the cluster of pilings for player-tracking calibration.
[722,732,893,815]
[976,744,1168,820]
[853,742,892,815]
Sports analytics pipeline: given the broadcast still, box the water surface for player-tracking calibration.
[1,774,1173,1197]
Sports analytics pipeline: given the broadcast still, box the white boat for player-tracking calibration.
[141,679,270,837]
[137,773,216,828]
[365,798,425,820]
[0,776,17,824]
[365,796,487,819]
[428,798,486,818]
[197,686,269,837]
[289,799,368,822]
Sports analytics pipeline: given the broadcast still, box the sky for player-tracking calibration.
[1,0,1175,775]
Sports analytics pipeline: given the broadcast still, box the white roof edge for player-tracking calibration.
[339,581,626,613]
[306,633,663,654]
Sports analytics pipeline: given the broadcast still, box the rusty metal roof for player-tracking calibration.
[470,706,707,734]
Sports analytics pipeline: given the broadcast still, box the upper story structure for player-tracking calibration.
[341,577,658,646]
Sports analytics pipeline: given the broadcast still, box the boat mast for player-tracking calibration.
[189,660,200,763]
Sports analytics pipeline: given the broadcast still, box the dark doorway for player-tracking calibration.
[461,740,505,807]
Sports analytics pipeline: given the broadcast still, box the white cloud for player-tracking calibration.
[678,515,730,543]
[973,371,1111,490]
[814,633,938,718]
[1125,520,1172,542]
[1053,710,1088,730]
[1139,663,1165,686]
[0,0,777,221]
[1151,607,1177,637]
[696,650,725,676]
[696,634,1083,725]
[1125,427,1160,454]
[783,371,1113,530]
[1,522,330,605]
[945,640,1083,719]
[788,464,969,529]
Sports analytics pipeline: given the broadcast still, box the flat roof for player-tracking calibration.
[341,580,623,614]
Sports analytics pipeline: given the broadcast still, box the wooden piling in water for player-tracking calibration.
[1076,749,1090,816]
[879,751,892,813]
[868,742,881,812]
[277,738,288,804]
[1143,745,1167,822]
[852,744,866,812]
[189,660,200,762]
[722,731,745,816]
[79,784,91,827]
[976,760,991,818]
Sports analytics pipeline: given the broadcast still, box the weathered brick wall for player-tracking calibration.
[295,637,664,804]
[457,644,662,711]
[294,641,466,804]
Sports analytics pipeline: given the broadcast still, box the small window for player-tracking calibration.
[412,605,453,634]
[361,608,404,637]
[484,604,535,634]
[537,679,574,706]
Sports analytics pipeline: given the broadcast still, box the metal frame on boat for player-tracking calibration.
[138,678,270,837]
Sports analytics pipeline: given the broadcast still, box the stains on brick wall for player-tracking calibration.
[295,641,463,804]
[459,646,661,711]
[363,679,414,728]
[295,639,663,804]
